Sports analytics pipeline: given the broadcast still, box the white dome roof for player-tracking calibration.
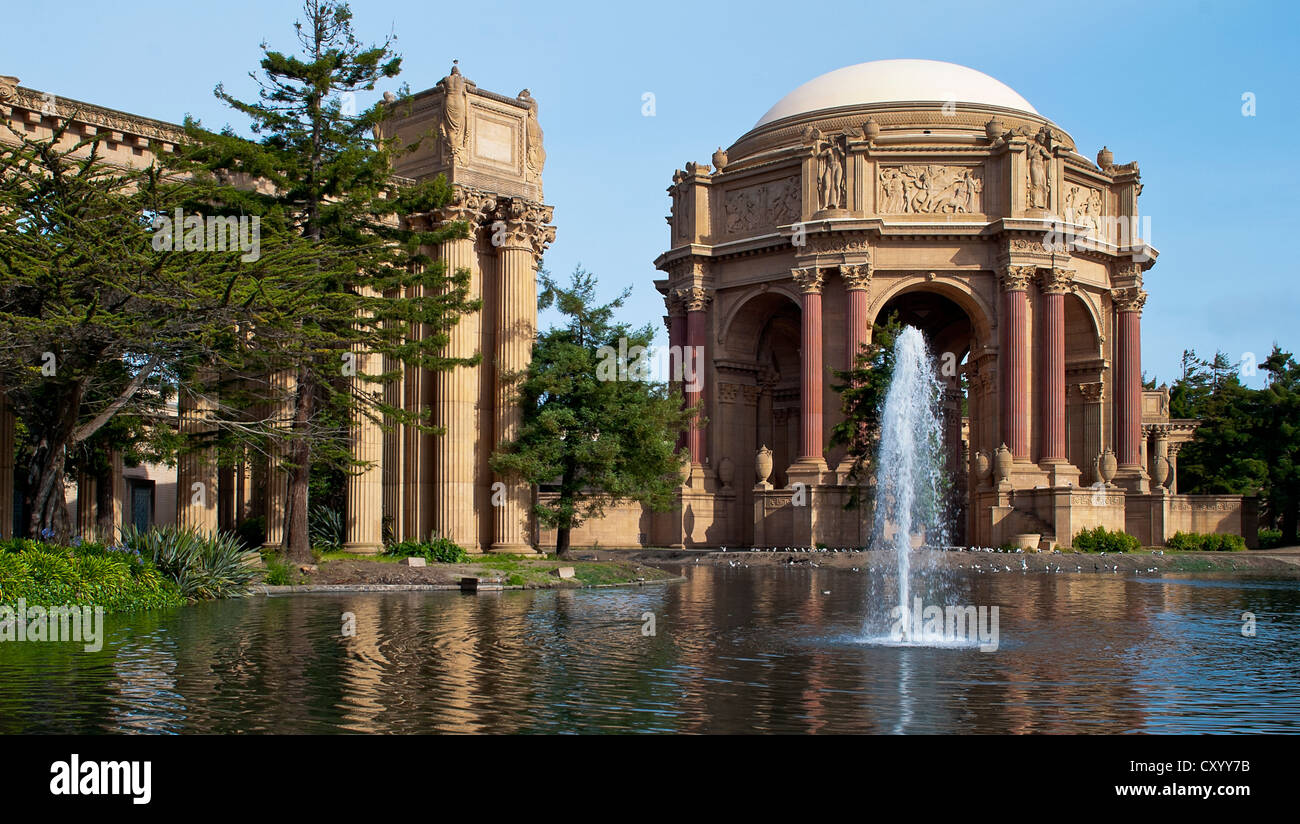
[755,59,1038,127]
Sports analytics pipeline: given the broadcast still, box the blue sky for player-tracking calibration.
[7,0,1296,386]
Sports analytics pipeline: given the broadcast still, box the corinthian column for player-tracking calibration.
[1113,284,1147,479]
[790,266,828,480]
[177,375,219,534]
[665,291,687,452]
[491,198,554,554]
[999,265,1033,460]
[344,289,384,554]
[263,369,295,549]
[679,285,712,470]
[842,264,872,367]
[431,187,494,552]
[1038,268,1072,465]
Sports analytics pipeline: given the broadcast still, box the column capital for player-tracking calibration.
[664,289,686,318]
[840,263,872,291]
[1038,267,1075,294]
[431,184,499,227]
[792,266,825,294]
[674,285,712,313]
[492,196,556,257]
[1076,381,1104,403]
[999,264,1036,292]
[1112,285,1148,314]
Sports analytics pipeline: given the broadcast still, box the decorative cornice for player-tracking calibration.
[791,266,825,295]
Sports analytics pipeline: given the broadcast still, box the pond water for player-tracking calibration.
[2,564,1298,733]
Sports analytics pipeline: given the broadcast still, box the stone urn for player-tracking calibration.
[711,146,728,171]
[985,118,1005,142]
[973,450,991,484]
[863,117,881,142]
[755,445,773,487]
[1097,145,1114,169]
[1010,533,1041,551]
[992,444,1013,485]
[1097,448,1118,485]
[1153,455,1170,489]
[717,456,735,490]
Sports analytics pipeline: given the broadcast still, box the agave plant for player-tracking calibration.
[308,505,344,553]
[120,525,261,600]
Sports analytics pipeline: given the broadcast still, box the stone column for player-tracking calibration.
[109,450,125,532]
[1167,441,1182,495]
[177,377,219,533]
[381,328,405,544]
[0,392,12,540]
[790,266,827,479]
[1113,285,1147,476]
[999,266,1034,460]
[680,286,712,470]
[76,472,96,538]
[666,292,686,452]
[344,291,384,554]
[263,369,295,549]
[842,264,872,368]
[1038,269,1071,462]
[490,200,553,554]
[432,189,493,552]
[1077,382,1104,484]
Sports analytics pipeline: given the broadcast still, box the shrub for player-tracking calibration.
[262,556,293,586]
[383,537,470,564]
[235,516,266,551]
[0,540,182,612]
[1071,526,1140,553]
[1166,531,1247,552]
[120,526,262,600]
[308,505,343,553]
[1257,528,1283,549]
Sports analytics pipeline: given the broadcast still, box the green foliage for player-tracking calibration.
[308,505,343,552]
[383,537,469,564]
[1166,531,1247,552]
[830,313,904,490]
[490,266,693,554]
[262,556,294,586]
[1170,346,1300,543]
[120,526,261,600]
[1071,526,1140,553]
[1258,528,1284,549]
[0,539,182,611]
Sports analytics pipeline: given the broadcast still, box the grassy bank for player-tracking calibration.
[289,550,677,589]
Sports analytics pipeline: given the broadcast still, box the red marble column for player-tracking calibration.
[665,292,686,452]
[1039,268,1072,462]
[793,267,826,462]
[842,264,872,368]
[681,287,711,465]
[999,266,1033,459]
[1114,286,1147,468]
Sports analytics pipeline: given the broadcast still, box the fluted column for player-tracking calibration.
[666,292,686,452]
[177,375,219,534]
[1113,285,1147,470]
[680,286,712,467]
[1038,268,1072,462]
[263,369,295,549]
[381,307,406,543]
[76,472,96,538]
[0,391,12,540]
[491,200,553,554]
[344,289,384,554]
[792,266,827,471]
[1077,382,1104,483]
[999,266,1033,459]
[842,264,872,368]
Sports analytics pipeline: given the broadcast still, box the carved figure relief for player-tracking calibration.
[810,130,847,211]
[439,63,469,164]
[878,165,983,214]
[518,89,545,185]
[1064,184,1102,236]
[1027,127,1053,209]
[722,177,799,235]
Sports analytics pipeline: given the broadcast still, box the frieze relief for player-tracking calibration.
[878,165,983,214]
[1063,184,1103,236]
[723,176,800,235]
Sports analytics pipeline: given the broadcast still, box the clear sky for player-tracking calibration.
[6,0,1296,386]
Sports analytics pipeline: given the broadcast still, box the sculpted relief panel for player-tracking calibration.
[723,177,800,235]
[1063,183,1103,236]
[878,165,983,214]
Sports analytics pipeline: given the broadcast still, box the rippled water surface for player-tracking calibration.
[2,565,1298,733]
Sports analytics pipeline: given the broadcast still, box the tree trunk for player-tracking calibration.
[284,366,315,564]
[555,525,570,557]
[1282,500,1298,548]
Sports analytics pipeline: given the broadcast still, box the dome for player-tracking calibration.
[754,59,1038,128]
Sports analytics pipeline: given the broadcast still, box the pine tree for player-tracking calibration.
[490,267,692,556]
[829,312,903,490]
[173,0,478,561]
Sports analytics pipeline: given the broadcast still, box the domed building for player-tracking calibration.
[631,59,1255,550]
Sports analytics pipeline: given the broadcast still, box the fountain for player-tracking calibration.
[867,325,950,643]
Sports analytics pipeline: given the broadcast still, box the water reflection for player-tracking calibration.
[0,566,1297,733]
